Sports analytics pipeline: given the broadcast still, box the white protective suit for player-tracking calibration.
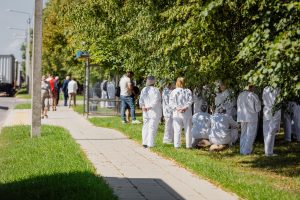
[169,88,193,148]
[100,80,108,108]
[162,87,174,143]
[106,81,116,108]
[209,113,238,145]
[193,88,207,114]
[192,111,211,140]
[215,89,237,118]
[262,87,281,155]
[139,86,162,147]
[284,101,300,142]
[237,90,261,155]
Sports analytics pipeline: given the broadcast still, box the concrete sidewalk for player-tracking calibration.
[3,107,238,200]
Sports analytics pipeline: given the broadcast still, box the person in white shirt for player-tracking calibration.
[209,107,238,151]
[284,101,300,142]
[119,71,141,124]
[237,84,261,155]
[68,77,78,107]
[139,76,162,148]
[169,77,193,148]
[191,104,211,148]
[215,81,237,118]
[162,82,175,144]
[262,87,281,156]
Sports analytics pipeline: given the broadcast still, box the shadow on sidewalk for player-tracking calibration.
[105,177,185,200]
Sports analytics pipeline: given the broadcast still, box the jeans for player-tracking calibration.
[63,92,68,106]
[120,95,136,121]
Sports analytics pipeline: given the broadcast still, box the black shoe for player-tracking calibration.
[143,145,147,148]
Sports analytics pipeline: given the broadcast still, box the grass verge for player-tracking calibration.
[0,125,117,200]
[88,116,300,200]
[15,94,31,99]
[14,103,31,109]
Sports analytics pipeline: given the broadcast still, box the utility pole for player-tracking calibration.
[31,0,43,137]
[26,18,31,95]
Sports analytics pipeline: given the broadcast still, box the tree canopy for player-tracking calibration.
[42,0,300,103]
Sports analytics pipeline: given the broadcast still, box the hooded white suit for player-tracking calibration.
[284,101,300,142]
[237,90,261,155]
[215,89,237,118]
[162,87,174,143]
[106,81,116,108]
[262,87,281,155]
[192,111,211,140]
[209,113,238,145]
[169,88,193,148]
[139,86,162,147]
[193,88,207,114]
[100,80,108,108]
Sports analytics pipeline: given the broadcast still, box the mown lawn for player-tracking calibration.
[14,103,31,109]
[0,125,117,200]
[88,116,300,200]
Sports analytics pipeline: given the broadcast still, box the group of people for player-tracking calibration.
[132,74,299,156]
[41,75,78,118]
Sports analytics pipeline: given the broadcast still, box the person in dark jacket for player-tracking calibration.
[62,76,70,106]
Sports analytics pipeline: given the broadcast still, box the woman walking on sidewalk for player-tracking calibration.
[41,75,51,118]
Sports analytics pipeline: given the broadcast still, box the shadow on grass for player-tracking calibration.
[0,173,186,200]
[241,139,300,177]
[0,172,117,200]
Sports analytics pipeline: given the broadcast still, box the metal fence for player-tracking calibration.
[88,98,121,116]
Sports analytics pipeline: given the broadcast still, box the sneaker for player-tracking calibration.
[121,120,127,124]
[143,145,147,148]
[132,120,141,124]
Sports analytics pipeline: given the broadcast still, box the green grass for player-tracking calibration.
[15,94,31,99]
[88,116,300,200]
[14,103,31,109]
[77,94,84,101]
[0,125,117,200]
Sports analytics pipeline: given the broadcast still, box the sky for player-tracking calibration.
[0,0,48,61]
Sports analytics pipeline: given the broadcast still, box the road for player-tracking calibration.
[0,97,29,127]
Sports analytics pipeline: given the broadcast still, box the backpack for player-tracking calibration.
[133,86,140,96]
[115,86,121,97]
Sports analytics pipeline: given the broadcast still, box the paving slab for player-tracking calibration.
[3,107,238,200]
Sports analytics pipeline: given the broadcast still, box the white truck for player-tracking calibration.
[0,55,17,96]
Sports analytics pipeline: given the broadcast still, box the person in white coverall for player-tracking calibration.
[191,104,211,147]
[284,101,300,142]
[209,107,238,151]
[169,77,193,148]
[162,83,175,144]
[106,81,116,108]
[139,76,162,148]
[215,82,237,118]
[262,87,281,156]
[237,85,261,155]
[100,80,108,108]
[193,87,207,114]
